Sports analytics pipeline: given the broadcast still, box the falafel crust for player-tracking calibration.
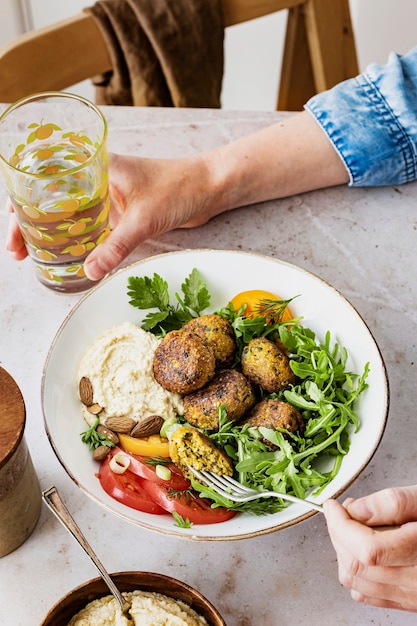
[184,369,255,430]
[170,425,233,480]
[153,330,216,394]
[245,397,304,435]
[183,314,236,368]
[241,336,296,393]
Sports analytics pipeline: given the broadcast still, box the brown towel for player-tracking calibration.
[85,0,224,107]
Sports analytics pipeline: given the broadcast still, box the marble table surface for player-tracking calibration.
[1,105,416,626]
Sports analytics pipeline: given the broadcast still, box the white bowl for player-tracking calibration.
[42,249,389,540]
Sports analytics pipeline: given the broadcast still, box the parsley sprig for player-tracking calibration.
[80,417,116,450]
[127,269,210,334]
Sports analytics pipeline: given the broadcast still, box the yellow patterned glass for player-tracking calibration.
[0,92,110,293]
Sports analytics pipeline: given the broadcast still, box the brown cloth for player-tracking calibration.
[85,0,224,107]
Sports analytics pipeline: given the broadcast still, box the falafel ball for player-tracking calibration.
[184,369,255,431]
[245,397,304,435]
[153,329,216,394]
[241,336,296,393]
[183,314,236,368]
[170,425,233,480]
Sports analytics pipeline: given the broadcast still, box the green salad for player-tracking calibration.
[127,268,369,515]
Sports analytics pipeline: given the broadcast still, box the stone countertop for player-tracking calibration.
[1,106,416,626]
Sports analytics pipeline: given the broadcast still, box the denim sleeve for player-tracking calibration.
[305,46,417,186]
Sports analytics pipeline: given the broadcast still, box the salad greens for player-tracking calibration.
[127,269,210,333]
[172,510,193,528]
[128,268,370,515]
[81,416,116,450]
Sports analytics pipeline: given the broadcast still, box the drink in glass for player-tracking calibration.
[0,92,110,293]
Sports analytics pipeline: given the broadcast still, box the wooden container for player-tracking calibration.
[0,367,41,556]
[40,571,226,625]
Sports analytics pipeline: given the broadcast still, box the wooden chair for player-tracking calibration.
[0,0,358,110]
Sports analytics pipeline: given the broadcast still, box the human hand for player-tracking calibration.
[6,111,349,280]
[323,486,417,612]
[5,200,28,261]
[83,152,229,280]
[5,151,226,280]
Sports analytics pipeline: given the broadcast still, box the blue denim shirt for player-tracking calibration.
[305,46,417,186]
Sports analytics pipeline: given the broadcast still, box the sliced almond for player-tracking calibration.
[87,403,104,415]
[93,445,111,462]
[79,376,94,406]
[130,415,164,438]
[105,416,137,434]
[97,424,119,445]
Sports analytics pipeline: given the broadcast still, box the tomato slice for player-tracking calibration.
[99,451,233,523]
[98,454,166,515]
[118,433,170,457]
[230,289,294,322]
[141,480,236,524]
[108,447,191,491]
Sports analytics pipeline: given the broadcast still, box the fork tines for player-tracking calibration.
[187,467,252,502]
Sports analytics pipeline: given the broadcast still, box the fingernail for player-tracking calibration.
[346,498,372,522]
[84,258,105,281]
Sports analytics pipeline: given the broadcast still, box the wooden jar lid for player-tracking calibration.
[0,367,26,469]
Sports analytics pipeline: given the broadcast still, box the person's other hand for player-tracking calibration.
[324,486,417,612]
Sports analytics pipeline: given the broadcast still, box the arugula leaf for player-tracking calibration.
[204,320,370,514]
[172,511,193,528]
[215,302,299,364]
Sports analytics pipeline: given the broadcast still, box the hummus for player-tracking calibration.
[77,322,184,427]
[67,590,208,626]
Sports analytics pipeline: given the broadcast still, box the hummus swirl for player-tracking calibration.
[77,322,184,427]
[67,590,208,625]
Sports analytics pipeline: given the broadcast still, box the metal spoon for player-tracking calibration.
[42,486,131,617]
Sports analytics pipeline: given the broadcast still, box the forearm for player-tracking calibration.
[203,110,349,214]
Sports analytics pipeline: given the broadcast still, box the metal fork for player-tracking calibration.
[188,467,323,512]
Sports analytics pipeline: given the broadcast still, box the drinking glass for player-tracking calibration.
[0,92,110,293]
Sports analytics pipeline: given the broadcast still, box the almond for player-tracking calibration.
[87,403,104,415]
[130,415,164,438]
[105,416,137,434]
[79,376,94,406]
[97,424,119,445]
[93,445,111,461]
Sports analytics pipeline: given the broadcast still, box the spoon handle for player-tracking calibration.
[42,486,130,615]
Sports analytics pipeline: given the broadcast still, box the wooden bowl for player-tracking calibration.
[40,571,225,625]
